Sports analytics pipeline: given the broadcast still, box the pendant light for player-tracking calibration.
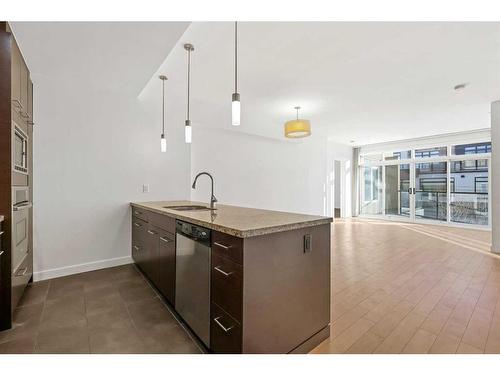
[159,75,168,152]
[184,43,194,143]
[231,21,240,126]
[284,106,311,138]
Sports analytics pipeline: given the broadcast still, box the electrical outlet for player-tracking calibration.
[142,184,149,193]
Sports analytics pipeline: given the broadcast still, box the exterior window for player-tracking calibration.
[450,159,489,225]
[452,142,491,155]
[415,146,447,158]
[385,150,411,160]
[419,178,447,193]
[463,160,476,170]
[475,177,488,193]
[364,167,372,201]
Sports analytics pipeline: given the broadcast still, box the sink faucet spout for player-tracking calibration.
[191,172,217,210]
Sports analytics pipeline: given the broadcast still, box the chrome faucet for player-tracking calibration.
[192,172,218,210]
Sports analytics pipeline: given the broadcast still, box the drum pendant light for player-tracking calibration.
[184,43,194,143]
[231,22,240,126]
[284,106,311,138]
[159,75,168,152]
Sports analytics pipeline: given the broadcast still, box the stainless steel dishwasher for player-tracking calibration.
[175,220,211,347]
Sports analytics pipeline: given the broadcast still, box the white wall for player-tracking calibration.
[334,161,341,209]
[492,101,500,253]
[191,127,352,217]
[32,78,190,281]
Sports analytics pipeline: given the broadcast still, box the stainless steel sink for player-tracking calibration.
[164,205,214,211]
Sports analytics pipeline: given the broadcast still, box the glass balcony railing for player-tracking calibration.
[396,191,488,225]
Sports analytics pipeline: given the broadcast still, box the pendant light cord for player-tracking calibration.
[187,49,191,122]
[235,21,238,93]
[162,79,165,134]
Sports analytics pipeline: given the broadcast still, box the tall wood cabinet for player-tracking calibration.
[0,22,34,331]
[131,208,176,306]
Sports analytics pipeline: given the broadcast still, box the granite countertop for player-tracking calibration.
[130,200,332,238]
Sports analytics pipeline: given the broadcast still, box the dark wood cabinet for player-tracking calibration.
[157,228,175,305]
[211,253,242,323]
[212,230,243,265]
[131,218,147,271]
[130,204,331,354]
[0,219,4,294]
[1,22,34,331]
[210,302,242,354]
[210,231,244,353]
[130,210,175,307]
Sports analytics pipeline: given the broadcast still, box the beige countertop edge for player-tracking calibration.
[130,202,332,238]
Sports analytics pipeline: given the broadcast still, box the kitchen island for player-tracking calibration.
[130,200,332,354]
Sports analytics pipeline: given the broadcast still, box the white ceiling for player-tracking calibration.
[12,22,500,146]
[10,22,190,95]
[142,22,500,145]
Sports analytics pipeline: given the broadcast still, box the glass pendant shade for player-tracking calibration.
[185,121,192,144]
[232,93,240,126]
[160,134,167,152]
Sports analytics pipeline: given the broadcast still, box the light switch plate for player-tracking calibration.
[142,184,149,193]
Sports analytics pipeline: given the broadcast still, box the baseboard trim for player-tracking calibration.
[33,255,133,282]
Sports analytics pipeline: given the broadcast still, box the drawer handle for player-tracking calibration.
[214,266,233,277]
[147,230,157,235]
[13,203,32,211]
[15,267,28,277]
[133,245,140,251]
[133,222,141,227]
[0,250,4,256]
[214,242,232,250]
[12,99,23,109]
[135,210,143,215]
[160,236,172,243]
[214,316,234,333]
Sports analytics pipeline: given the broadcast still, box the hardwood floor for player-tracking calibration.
[311,218,499,354]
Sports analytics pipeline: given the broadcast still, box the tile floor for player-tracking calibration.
[311,218,500,354]
[0,264,201,354]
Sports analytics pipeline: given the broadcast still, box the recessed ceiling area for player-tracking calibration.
[142,22,500,145]
[10,22,190,95]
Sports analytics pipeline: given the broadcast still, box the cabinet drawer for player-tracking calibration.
[210,303,242,354]
[12,209,29,270]
[157,228,175,305]
[12,252,33,310]
[211,254,242,322]
[132,207,148,222]
[148,211,175,234]
[212,231,243,265]
[131,218,147,266]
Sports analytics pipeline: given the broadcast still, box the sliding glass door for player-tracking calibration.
[450,159,489,225]
[415,161,448,222]
[360,165,383,216]
[384,163,410,218]
[359,141,491,228]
